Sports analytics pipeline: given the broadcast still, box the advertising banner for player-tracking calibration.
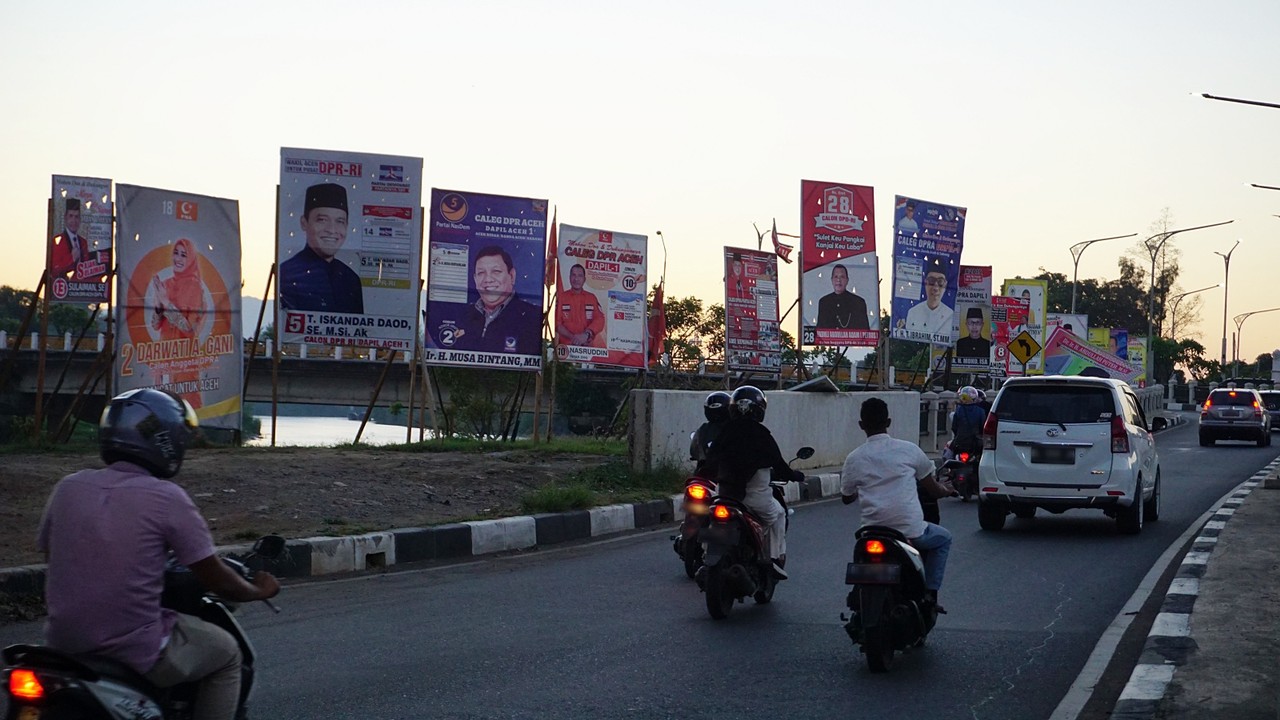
[423,189,547,371]
[1087,327,1110,352]
[724,247,782,373]
[890,196,967,345]
[1128,337,1148,386]
[114,185,243,430]
[1043,328,1142,383]
[277,147,423,352]
[991,296,1029,377]
[552,224,648,369]
[1000,278,1049,374]
[1047,312,1088,341]
[799,180,878,348]
[952,265,993,373]
[49,175,112,304]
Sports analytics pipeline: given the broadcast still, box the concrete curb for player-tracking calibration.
[0,472,847,600]
[1109,455,1280,719]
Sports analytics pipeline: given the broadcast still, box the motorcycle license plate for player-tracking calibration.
[698,523,740,546]
[1031,446,1074,465]
[845,562,901,585]
[17,707,42,720]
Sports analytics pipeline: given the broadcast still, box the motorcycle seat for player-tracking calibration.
[4,644,161,699]
[854,525,908,542]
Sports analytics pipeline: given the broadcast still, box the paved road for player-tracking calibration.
[4,419,1277,719]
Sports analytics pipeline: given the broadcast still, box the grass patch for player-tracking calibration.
[518,460,686,513]
[520,484,596,513]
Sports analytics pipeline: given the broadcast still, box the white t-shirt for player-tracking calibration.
[904,301,953,337]
[840,433,935,538]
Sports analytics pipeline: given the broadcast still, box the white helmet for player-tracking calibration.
[957,386,980,405]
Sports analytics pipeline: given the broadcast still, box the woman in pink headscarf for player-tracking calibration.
[149,238,208,407]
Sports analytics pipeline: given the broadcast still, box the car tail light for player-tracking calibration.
[865,539,886,555]
[712,505,731,521]
[1111,415,1129,453]
[982,412,998,450]
[1254,400,1264,419]
[9,669,44,700]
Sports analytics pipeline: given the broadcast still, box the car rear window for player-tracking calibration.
[994,385,1115,424]
[1208,391,1256,406]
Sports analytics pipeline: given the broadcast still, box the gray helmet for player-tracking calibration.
[99,389,199,478]
[704,391,732,422]
[730,385,767,423]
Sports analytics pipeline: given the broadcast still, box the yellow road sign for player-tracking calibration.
[1009,330,1042,365]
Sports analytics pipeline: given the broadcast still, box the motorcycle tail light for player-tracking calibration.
[713,505,731,521]
[957,452,970,463]
[865,539,886,555]
[686,484,708,501]
[9,669,44,700]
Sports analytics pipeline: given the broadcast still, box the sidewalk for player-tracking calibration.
[1112,456,1280,719]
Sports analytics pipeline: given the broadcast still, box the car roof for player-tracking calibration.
[998,375,1130,390]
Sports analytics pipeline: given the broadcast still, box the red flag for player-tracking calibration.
[771,218,794,264]
[647,282,666,366]
[544,207,558,288]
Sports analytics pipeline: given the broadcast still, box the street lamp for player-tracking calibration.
[1231,307,1280,378]
[1143,221,1234,382]
[1167,283,1220,342]
[1213,239,1241,369]
[1068,233,1135,314]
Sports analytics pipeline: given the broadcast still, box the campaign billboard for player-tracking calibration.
[890,196,967,346]
[952,265,993,373]
[991,295,1030,377]
[276,147,423,352]
[1000,278,1049,374]
[423,189,547,371]
[799,180,878,348]
[1047,312,1089,341]
[114,185,243,430]
[724,247,782,373]
[553,224,648,369]
[49,175,112,304]
[1043,328,1142,383]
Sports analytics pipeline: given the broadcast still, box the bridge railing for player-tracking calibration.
[1,331,412,362]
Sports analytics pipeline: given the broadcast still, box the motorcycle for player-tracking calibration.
[696,447,814,619]
[841,525,938,673]
[672,474,717,579]
[3,534,285,719]
[939,443,980,502]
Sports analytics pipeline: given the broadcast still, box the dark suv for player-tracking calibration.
[1259,390,1280,432]
[1199,388,1272,446]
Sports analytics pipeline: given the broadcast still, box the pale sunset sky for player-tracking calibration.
[3,0,1279,364]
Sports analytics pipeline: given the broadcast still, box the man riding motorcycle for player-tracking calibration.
[689,391,731,476]
[949,385,987,458]
[37,388,280,720]
[705,385,804,579]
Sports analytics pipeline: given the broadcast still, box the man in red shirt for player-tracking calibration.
[50,198,91,278]
[556,263,605,347]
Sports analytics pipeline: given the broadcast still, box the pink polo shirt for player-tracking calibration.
[36,461,216,674]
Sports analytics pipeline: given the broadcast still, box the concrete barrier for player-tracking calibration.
[628,389,920,473]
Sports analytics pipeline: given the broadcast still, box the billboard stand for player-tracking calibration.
[52,344,112,443]
[41,303,102,421]
[355,349,400,444]
[242,263,276,434]
[0,271,47,395]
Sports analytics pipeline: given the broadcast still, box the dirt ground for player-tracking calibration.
[0,446,619,570]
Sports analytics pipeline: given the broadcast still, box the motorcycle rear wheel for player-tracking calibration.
[864,594,896,673]
[753,574,775,604]
[705,566,734,619]
[683,543,703,579]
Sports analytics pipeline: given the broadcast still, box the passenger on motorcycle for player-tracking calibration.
[949,385,988,457]
[706,385,804,579]
[37,388,281,720]
[840,397,954,611]
[689,390,731,477]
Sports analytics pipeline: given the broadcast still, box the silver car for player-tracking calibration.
[977,376,1160,535]
[1199,388,1272,447]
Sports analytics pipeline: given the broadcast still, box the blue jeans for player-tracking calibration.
[910,522,952,591]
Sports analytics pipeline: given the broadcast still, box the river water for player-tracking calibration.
[245,416,431,447]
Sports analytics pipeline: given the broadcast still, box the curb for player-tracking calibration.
[0,472,847,601]
[1109,456,1280,719]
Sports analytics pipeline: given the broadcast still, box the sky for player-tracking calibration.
[4,0,1280,367]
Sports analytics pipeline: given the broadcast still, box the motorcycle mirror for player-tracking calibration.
[253,535,287,560]
[795,447,815,460]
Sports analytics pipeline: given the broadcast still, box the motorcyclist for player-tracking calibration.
[840,397,953,612]
[37,388,281,720]
[689,390,731,478]
[705,385,804,579]
[949,385,988,457]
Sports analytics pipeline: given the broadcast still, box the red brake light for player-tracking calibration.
[686,484,708,501]
[957,452,970,463]
[981,412,998,450]
[9,669,44,700]
[865,539,886,555]
[712,505,731,521]
[1111,415,1129,453]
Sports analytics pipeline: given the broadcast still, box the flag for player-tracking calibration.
[544,207,558,288]
[771,218,794,264]
[647,282,666,366]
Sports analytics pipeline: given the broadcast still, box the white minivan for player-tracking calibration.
[977,376,1160,535]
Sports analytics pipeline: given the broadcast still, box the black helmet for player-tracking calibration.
[704,391,731,422]
[99,388,199,478]
[729,385,767,422]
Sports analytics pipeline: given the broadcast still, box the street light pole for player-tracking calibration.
[1213,239,1241,370]
[1167,283,1220,342]
[1143,221,1234,383]
[1231,307,1280,378]
[1068,233,1135,314]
